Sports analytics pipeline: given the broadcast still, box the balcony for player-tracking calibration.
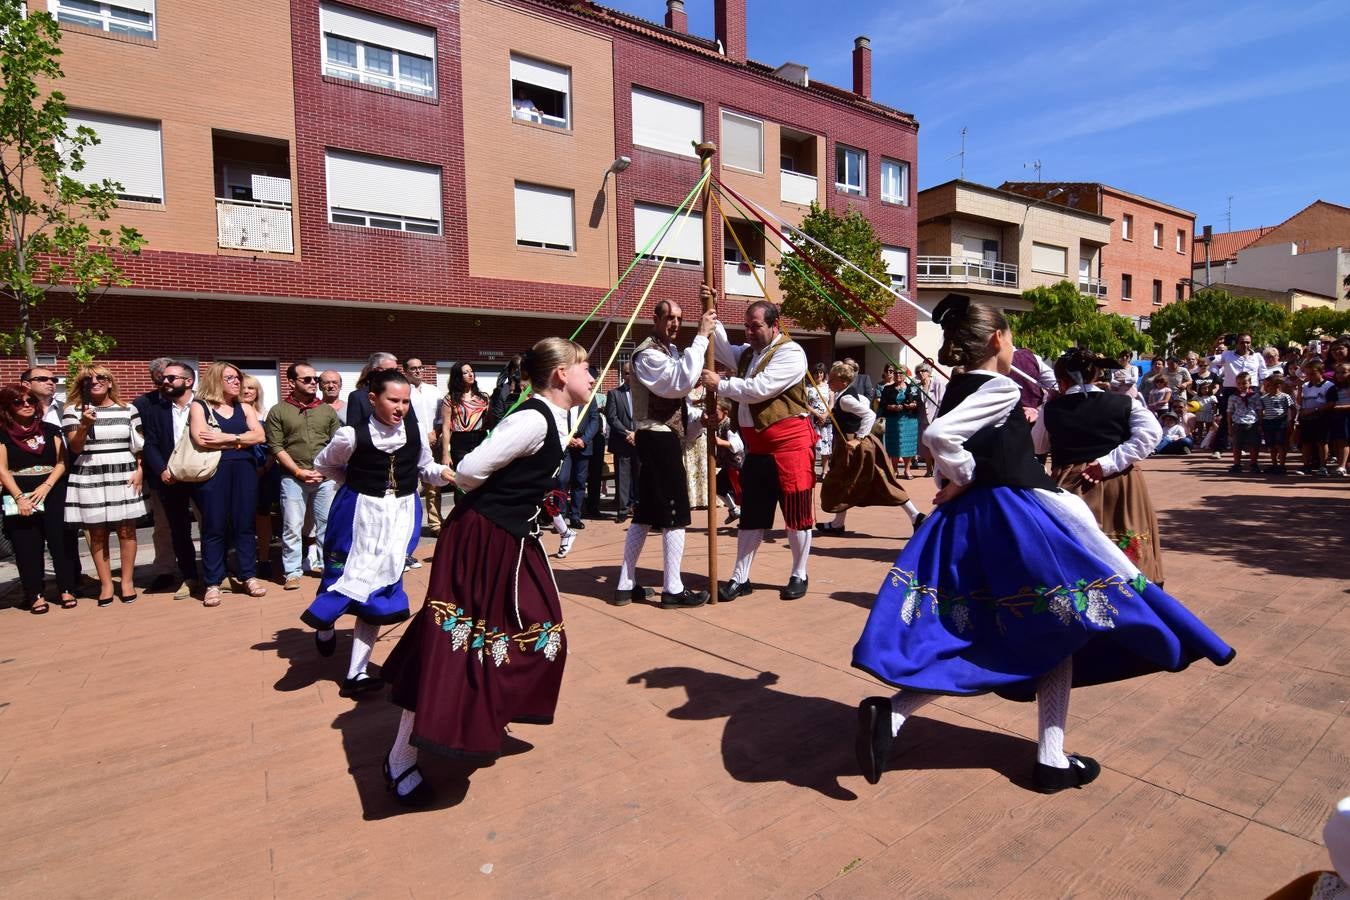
[213,131,293,253]
[780,170,817,206]
[916,256,1018,287]
[1079,276,1107,299]
[724,260,767,297]
[217,197,294,253]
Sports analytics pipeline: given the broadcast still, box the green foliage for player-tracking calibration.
[1284,306,1350,345]
[773,201,894,345]
[1005,281,1150,359]
[1143,288,1288,355]
[0,2,145,366]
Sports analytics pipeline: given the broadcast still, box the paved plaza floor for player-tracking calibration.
[1,455,1346,897]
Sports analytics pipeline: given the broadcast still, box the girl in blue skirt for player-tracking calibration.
[852,294,1235,793]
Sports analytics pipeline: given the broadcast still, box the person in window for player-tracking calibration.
[511,86,541,123]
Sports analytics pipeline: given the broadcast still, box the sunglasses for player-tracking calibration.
[161,375,187,383]
[12,397,37,408]
[296,376,319,383]
[24,375,56,384]
[88,374,111,383]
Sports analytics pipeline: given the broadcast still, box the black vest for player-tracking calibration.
[456,396,564,538]
[1042,391,1134,467]
[937,373,1058,491]
[345,419,422,498]
[833,382,864,435]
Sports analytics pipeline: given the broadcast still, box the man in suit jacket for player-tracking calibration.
[138,360,200,595]
[606,362,639,522]
[559,393,600,529]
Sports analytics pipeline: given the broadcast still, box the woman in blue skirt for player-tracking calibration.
[852,294,1235,793]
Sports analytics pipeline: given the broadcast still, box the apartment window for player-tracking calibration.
[49,0,154,39]
[325,149,441,234]
[1152,222,1162,248]
[880,158,909,205]
[631,88,702,158]
[320,3,436,98]
[1152,279,1163,305]
[881,246,910,291]
[1121,213,1133,241]
[1176,228,1186,254]
[634,202,703,265]
[510,55,569,129]
[513,183,574,251]
[720,111,763,174]
[835,145,866,195]
[1121,273,1133,300]
[1030,242,1067,276]
[65,112,163,203]
[1175,282,1186,302]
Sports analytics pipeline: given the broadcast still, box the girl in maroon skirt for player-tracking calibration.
[380,338,595,804]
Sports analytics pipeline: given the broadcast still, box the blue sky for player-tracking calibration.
[605,0,1350,232]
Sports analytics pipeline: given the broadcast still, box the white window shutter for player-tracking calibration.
[632,89,702,157]
[319,2,434,58]
[1031,242,1067,275]
[881,246,909,286]
[721,111,762,173]
[510,55,569,94]
[65,112,163,201]
[325,150,441,222]
[514,183,575,248]
[634,202,703,263]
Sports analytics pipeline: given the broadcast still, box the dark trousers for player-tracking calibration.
[1215,386,1237,451]
[197,457,258,585]
[612,452,639,514]
[584,432,606,517]
[157,482,199,580]
[5,505,76,599]
[559,450,590,522]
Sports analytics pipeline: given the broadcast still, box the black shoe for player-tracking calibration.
[383,757,435,807]
[718,579,753,602]
[780,576,808,600]
[1227,464,1243,474]
[1033,754,1101,794]
[569,518,586,531]
[339,674,387,698]
[118,590,137,605]
[660,588,708,608]
[315,630,337,657]
[97,594,115,608]
[912,512,927,530]
[856,697,894,786]
[815,522,847,535]
[148,573,178,593]
[616,512,629,524]
[610,586,653,606]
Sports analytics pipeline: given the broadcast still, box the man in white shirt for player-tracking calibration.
[612,298,715,609]
[403,357,444,536]
[704,299,815,601]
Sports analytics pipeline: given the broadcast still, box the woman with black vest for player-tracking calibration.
[1033,349,1165,585]
[379,337,594,805]
[302,370,453,699]
[851,295,1234,794]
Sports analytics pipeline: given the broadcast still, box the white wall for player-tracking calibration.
[1220,242,1345,298]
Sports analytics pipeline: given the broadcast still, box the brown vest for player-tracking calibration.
[630,335,688,438]
[735,335,812,431]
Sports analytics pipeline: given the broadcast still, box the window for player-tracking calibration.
[64,112,163,203]
[720,111,763,173]
[1030,242,1067,275]
[835,145,866,195]
[1121,213,1133,241]
[319,3,436,98]
[1152,223,1162,248]
[1175,282,1186,302]
[881,246,910,291]
[1176,229,1186,254]
[880,158,909,205]
[634,202,703,265]
[510,55,569,129]
[325,149,441,234]
[49,0,154,39]
[1152,279,1163,305]
[631,88,702,158]
[513,183,574,251]
[1121,273,1133,300]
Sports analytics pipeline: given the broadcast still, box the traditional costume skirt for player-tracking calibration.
[820,434,910,514]
[300,485,422,630]
[383,506,566,761]
[852,485,1233,701]
[633,430,690,530]
[1052,463,1164,585]
[740,416,816,530]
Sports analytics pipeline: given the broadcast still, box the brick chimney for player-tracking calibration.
[714,0,746,63]
[664,0,687,33]
[852,36,872,98]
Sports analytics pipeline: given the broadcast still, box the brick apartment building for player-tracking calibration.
[1001,182,1195,327]
[8,0,920,403]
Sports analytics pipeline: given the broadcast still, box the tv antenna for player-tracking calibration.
[1024,159,1043,182]
[946,126,967,179]
[1225,195,1233,232]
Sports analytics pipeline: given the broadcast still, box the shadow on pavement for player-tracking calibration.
[252,627,330,693]
[1158,492,1350,578]
[807,542,899,564]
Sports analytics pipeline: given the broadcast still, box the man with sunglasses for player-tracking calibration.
[265,362,341,590]
[139,360,202,596]
[19,366,63,428]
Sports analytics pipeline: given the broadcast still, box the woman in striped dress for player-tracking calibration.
[63,365,147,606]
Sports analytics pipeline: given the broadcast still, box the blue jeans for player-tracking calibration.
[280,475,336,578]
[1155,437,1194,455]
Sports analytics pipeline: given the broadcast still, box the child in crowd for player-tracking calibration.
[1146,375,1172,419]
[1194,381,1219,450]
[1297,361,1338,476]
[1258,373,1295,474]
[1154,412,1193,455]
[710,398,744,523]
[1227,371,1262,474]
[1170,399,1195,437]
[1329,363,1350,476]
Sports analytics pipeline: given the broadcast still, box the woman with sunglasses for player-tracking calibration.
[1,384,77,612]
[62,365,147,606]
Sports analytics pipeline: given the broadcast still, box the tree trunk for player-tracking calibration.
[20,296,36,367]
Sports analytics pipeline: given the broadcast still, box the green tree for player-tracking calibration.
[1005,280,1150,359]
[773,201,893,354]
[0,2,145,367]
[1284,307,1350,345]
[1143,288,1288,356]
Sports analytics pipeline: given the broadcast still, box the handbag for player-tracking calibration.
[3,494,44,516]
[167,400,222,483]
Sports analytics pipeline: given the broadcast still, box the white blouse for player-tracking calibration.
[314,417,448,486]
[455,395,569,491]
[1031,384,1162,475]
[837,392,877,436]
[921,372,1018,487]
[712,323,809,430]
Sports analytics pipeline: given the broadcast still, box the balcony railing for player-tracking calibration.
[1079,277,1108,298]
[916,255,1018,287]
[780,170,817,206]
[724,260,767,297]
[216,198,294,254]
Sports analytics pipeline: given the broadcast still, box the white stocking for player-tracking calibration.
[317,627,335,643]
[551,513,571,537]
[731,528,763,583]
[830,510,848,527]
[1036,657,1073,768]
[347,620,378,681]
[889,690,933,737]
[902,500,920,521]
[387,708,422,796]
[660,528,686,594]
[616,523,650,591]
[787,528,811,580]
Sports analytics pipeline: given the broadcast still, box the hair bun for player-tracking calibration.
[932,293,972,327]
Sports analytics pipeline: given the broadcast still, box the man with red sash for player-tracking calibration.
[703,299,814,601]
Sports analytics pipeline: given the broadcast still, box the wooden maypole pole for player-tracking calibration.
[696,142,719,602]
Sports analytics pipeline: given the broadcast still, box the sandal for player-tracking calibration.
[60,594,78,610]
[383,757,434,807]
[30,598,50,615]
[243,577,268,597]
[203,585,222,608]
